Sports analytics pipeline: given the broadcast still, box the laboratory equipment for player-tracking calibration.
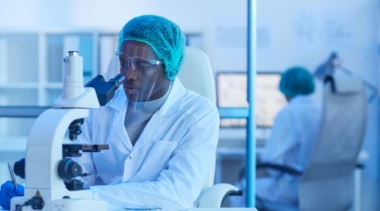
[10,51,124,211]
[8,162,18,189]
[13,159,25,179]
[314,52,338,81]
[314,52,378,103]
[216,72,287,128]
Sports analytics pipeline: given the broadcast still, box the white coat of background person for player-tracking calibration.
[229,67,322,210]
[0,15,220,211]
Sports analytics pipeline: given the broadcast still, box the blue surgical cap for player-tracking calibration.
[118,15,186,80]
[279,67,315,97]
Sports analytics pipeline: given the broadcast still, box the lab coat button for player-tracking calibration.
[129,155,133,159]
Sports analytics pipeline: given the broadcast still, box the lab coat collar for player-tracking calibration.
[132,78,186,149]
[159,77,186,117]
[106,89,131,150]
[105,78,186,150]
[289,94,316,105]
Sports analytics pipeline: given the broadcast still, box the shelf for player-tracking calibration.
[45,82,63,89]
[0,30,203,137]
[0,89,39,106]
[0,83,40,89]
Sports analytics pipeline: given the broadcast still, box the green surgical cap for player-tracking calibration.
[279,67,315,97]
[118,15,186,80]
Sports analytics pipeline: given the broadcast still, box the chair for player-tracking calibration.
[257,74,367,211]
[177,46,240,207]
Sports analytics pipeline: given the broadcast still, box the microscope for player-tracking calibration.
[11,51,124,211]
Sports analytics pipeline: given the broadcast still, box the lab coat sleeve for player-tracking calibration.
[90,104,220,210]
[261,108,298,166]
[72,111,98,186]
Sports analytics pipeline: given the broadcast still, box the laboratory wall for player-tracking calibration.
[0,0,379,210]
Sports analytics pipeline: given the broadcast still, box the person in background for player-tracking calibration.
[0,15,219,211]
[230,67,322,210]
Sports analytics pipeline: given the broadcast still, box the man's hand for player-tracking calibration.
[0,180,24,210]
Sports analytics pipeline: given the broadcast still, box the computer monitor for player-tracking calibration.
[216,71,287,128]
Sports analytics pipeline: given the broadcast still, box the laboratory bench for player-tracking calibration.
[0,130,367,211]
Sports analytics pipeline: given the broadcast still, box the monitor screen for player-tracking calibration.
[216,72,287,128]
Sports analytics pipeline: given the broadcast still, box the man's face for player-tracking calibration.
[120,41,170,102]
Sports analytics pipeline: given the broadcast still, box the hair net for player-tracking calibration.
[118,15,186,80]
[279,67,315,97]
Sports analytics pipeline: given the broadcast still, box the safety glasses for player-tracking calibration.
[117,52,165,73]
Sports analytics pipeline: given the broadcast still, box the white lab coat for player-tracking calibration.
[256,95,322,208]
[230,95,322,209]
[74,78,219,210]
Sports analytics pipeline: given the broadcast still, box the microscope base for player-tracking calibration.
[11,196,107,211]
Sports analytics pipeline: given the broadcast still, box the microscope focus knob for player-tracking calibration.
[57,158,83,181]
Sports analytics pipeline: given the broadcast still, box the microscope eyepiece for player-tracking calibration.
[108,74,125,88]
[68,51,79,56]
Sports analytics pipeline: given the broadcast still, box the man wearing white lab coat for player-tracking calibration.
[74,15,219,210]
[77,78,219,210]
[230,67,322,210]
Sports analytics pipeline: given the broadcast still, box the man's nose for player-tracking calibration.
[122,66,138,80]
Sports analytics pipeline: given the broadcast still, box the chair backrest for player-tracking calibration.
[177,46,217,199]
[299,75,367,211]
[177,47,216,104]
